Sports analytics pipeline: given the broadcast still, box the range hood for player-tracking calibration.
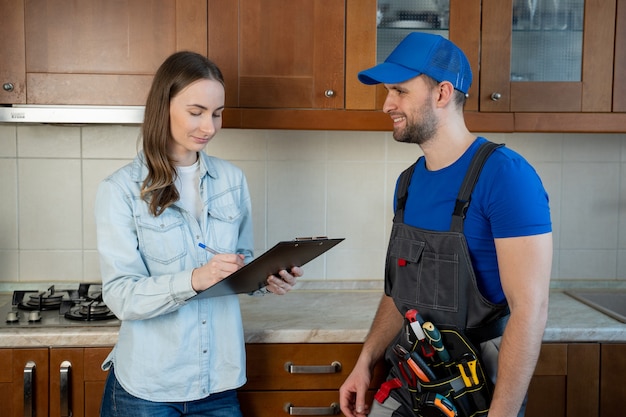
[0,105,145,124]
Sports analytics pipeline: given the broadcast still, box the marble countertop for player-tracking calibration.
[1,289,626,348]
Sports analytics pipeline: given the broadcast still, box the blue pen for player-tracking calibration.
[198,242,220,255]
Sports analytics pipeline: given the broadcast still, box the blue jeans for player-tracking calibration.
[100,367,243,417]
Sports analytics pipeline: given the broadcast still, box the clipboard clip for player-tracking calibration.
[295,236,328,241]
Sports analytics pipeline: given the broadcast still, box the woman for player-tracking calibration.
[96,51,302,417]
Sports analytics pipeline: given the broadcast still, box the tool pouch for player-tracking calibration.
[384,324,493,417]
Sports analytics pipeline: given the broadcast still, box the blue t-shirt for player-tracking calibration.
[396,137,552,304]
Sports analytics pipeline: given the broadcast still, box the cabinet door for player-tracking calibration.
[83,347,111,417]
[240,390,379,417]
[600,343,626,417]
[526,343,599,417]
[481,0,616,112]
[349,0,481,112]
[0,0,26,104]
[23,0,207,105]
[209,0,345,110]
[49,348,85,417]
[2,348,50,417]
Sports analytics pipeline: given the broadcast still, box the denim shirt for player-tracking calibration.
[95,151,254,402]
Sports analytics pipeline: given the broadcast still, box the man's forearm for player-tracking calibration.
[358,295,404,367]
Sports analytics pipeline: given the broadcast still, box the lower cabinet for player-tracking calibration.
[599,343,626,417]
[0,347,111,417]
[239,343,388,417]
[240,343,610,417]
[526,343,600,417]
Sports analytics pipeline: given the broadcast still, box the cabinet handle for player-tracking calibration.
[490,92,502,101]
[284,361,341,374]
[2,82,14,92]
[23,361,36,417]
[324,89,335,98]
[60,361,72,417]
[283,402,340,415]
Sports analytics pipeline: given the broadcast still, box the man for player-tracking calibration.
[339,32,552,417]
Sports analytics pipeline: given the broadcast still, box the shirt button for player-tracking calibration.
[203,350,207,353]
[202,320,206,324]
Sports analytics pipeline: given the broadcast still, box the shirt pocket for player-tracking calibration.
[136,212,187,264]
[207,203,244,252]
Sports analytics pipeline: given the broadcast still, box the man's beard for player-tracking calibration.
[392,99,438,146]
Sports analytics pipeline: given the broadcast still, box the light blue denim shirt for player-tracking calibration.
[95,151,254,402]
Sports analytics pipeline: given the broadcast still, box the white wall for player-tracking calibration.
[0,124,625,285]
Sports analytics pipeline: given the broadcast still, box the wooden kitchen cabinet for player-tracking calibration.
[526,343,599,417]
[0,0,26,104]
[0,347,111,417]
[239,343,388,417]
[208,0,345,111]
[3,0,207,106]
[0,348,49,417]
[481,0,615,113]
[599,343,626,417]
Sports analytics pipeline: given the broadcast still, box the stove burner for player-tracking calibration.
[16,286,66,311]
[64,300,116,321]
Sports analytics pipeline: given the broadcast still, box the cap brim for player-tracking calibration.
[357,62,422,85]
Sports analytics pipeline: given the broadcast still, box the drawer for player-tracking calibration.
[239,390,377,417]
[243,343,388,391]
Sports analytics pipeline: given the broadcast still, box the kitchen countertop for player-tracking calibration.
[1,289,626,348]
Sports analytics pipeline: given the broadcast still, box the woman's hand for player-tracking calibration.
[265,266,303,295]
[191,253,245,292]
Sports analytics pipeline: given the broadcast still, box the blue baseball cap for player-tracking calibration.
[358,32,472,94]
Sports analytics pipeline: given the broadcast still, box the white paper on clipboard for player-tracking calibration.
[188,237,344,300]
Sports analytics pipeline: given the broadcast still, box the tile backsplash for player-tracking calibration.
[1,124,625,285]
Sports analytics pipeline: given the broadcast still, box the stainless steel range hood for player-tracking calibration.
[0,105,145,124]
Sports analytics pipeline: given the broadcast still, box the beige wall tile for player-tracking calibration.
[0,250,18,281]
[17,125,80,158]
[20,251,83,281]
[268,130,327,161]
[210,129,268,161]
[327,161,387,251]
[560,162,619,250]
[82,125,141,159]
[0,159,18,249]
[327,130,385,161]
[18,159,82,249]
[0,125,17,157]
[267,161,326,244]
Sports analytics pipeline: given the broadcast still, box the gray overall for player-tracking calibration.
[377,142,520,417]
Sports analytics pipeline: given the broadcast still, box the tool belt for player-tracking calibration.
[376,311,493,417]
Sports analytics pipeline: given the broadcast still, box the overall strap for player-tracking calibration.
[393,161,417,223]
[450,141,504,233]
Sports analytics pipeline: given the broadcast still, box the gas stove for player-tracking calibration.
[1,283,120,328]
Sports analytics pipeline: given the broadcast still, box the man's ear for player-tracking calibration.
[435,81,455,107]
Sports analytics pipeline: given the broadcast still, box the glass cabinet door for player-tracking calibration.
[369,0,481,111]
[377,0,450,63]
[510,0,584,83]
[481,0,616,112]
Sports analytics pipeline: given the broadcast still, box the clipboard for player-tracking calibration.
[188,237,344,300]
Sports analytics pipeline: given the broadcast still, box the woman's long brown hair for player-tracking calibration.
[140,51,224,216]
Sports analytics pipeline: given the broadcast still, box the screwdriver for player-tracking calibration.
[422,321,451,363]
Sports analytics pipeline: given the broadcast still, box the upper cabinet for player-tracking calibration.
[0,0,207,105]
[480,0,614,113]
[208,0,345,110]
[1,0,625,131]
[355,0,626,131]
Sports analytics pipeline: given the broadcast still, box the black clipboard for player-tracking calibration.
[188,237,344,300]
